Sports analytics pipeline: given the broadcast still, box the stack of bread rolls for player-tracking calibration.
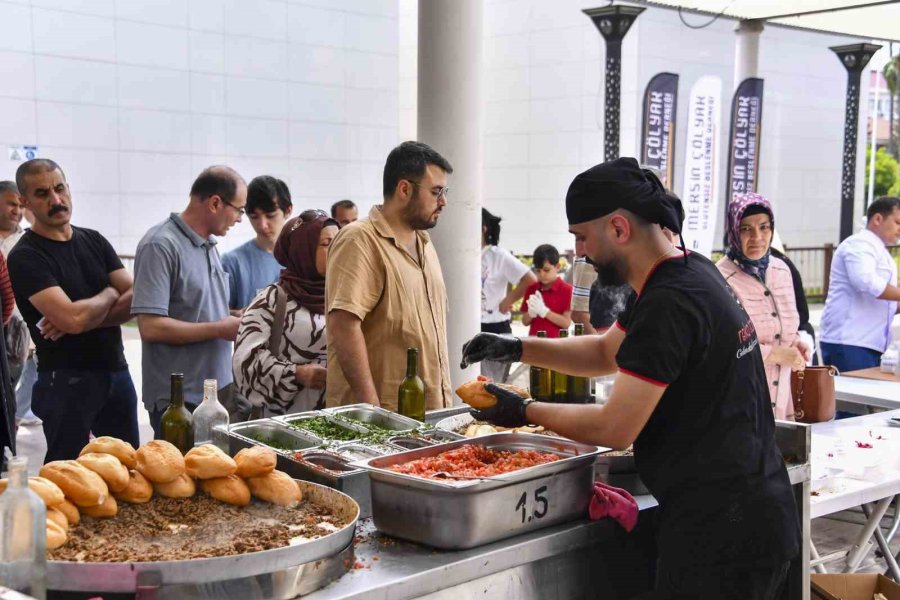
[1,437,306,551]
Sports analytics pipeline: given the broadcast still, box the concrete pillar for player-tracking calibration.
[734,19,764,89]
[417,0,483,398]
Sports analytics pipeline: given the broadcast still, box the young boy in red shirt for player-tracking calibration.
[521,244,573,337]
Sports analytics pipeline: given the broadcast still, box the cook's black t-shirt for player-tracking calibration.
[8,227,127,372]
[616,252,799,569]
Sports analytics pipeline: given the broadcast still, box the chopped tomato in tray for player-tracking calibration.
[388,444,560,479]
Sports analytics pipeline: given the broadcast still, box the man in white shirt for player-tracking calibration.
[820,197,900,371]
[480,209,535,382]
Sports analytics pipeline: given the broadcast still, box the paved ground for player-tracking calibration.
[11,309,900,577]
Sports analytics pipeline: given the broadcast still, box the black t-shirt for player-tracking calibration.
[8,227,127,372]
[616,252,799,569]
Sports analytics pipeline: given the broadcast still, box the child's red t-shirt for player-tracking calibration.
[521,277,573,337]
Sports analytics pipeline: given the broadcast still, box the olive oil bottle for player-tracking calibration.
[398,348,426,421]
[161,373,193,454]
[551,329,569,402]
[530,330,552,402]
[568,323,592,403]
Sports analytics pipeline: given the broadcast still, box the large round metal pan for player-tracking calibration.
[47,480,359,593]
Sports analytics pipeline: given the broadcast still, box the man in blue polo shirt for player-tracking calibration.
[222,175,293,311]
[131,166,246,435]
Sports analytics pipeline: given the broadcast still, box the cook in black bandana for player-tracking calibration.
[461,157,799,600]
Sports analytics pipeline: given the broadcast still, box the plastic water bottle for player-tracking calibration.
[192,379,230,451]
[0,453,47,599]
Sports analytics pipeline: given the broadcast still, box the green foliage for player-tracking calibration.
[865,146,900,199]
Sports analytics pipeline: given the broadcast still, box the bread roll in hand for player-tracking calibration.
[455,376,530,409]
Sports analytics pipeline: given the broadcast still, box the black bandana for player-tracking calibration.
[565,157,684,234]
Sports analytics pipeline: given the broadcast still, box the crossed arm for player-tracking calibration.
[28,268,133,339]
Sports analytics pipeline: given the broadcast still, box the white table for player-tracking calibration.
[835,376,900,411]
[810,411,900,578]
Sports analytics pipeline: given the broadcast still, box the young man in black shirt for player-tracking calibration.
[461,158,799,599]
[7,159,139,462]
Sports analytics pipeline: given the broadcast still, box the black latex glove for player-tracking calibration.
[460,333,522,369]
[469,383,534,428]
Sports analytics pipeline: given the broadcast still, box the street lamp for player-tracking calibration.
[583,5,645,161]
[831,42,881,240]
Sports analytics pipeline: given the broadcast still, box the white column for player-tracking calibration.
[734,19,764,89]
[417,0,483,400]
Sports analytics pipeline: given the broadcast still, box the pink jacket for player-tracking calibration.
[716,256,800,420]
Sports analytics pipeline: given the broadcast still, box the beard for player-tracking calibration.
[402,197,439,230]
[592,254,629,287]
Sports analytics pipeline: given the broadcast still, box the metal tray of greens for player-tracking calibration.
[275,412,370,445]
[228,419,322,454]
[326,404,421,434]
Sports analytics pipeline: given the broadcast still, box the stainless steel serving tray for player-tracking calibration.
[228,419,322,454]
[352,432,603,549]
[276,411,371,441]
[47,480,359,597]
[326,403,422,433]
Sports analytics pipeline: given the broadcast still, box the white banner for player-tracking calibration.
[680,76,722,257]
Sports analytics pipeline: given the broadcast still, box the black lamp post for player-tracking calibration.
[831,43,881,241]
[583,5,645,161]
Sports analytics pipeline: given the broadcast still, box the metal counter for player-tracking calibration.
[305,496,660,600]
[296,408,811,600]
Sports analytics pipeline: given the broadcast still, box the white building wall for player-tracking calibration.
[0,0,401,255]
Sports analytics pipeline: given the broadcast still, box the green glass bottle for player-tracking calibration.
[398,348,426,421]
[161,373,194,454]
[530,330,552,402]
[551,329,569,403]
[568,323,592,403]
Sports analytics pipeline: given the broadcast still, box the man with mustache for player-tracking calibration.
[325,141,454,411]
[132,166,246,435]
[7,159,139,461]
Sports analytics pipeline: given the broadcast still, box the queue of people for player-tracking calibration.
[1,145,898,598]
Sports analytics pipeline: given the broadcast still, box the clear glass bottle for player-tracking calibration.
[161,373,193,454]
[192,379,230,451]
[551,329,569,402]
[398,348,426,421]
[0,454,47,600]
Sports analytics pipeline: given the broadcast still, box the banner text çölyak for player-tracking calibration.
[680,76,722,257]
[640,72,679,189]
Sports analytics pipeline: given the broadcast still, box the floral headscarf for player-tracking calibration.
[725,192,775,282]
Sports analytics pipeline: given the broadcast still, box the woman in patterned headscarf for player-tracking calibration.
[716,193,810,420]
[233,210,340,415]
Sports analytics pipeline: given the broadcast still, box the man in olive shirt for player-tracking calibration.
[326,141,454,411]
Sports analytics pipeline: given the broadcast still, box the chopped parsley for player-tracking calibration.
[288,417,359,441]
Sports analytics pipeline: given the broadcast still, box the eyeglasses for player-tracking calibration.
[223,199,246,216]
[407,180,449,201]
